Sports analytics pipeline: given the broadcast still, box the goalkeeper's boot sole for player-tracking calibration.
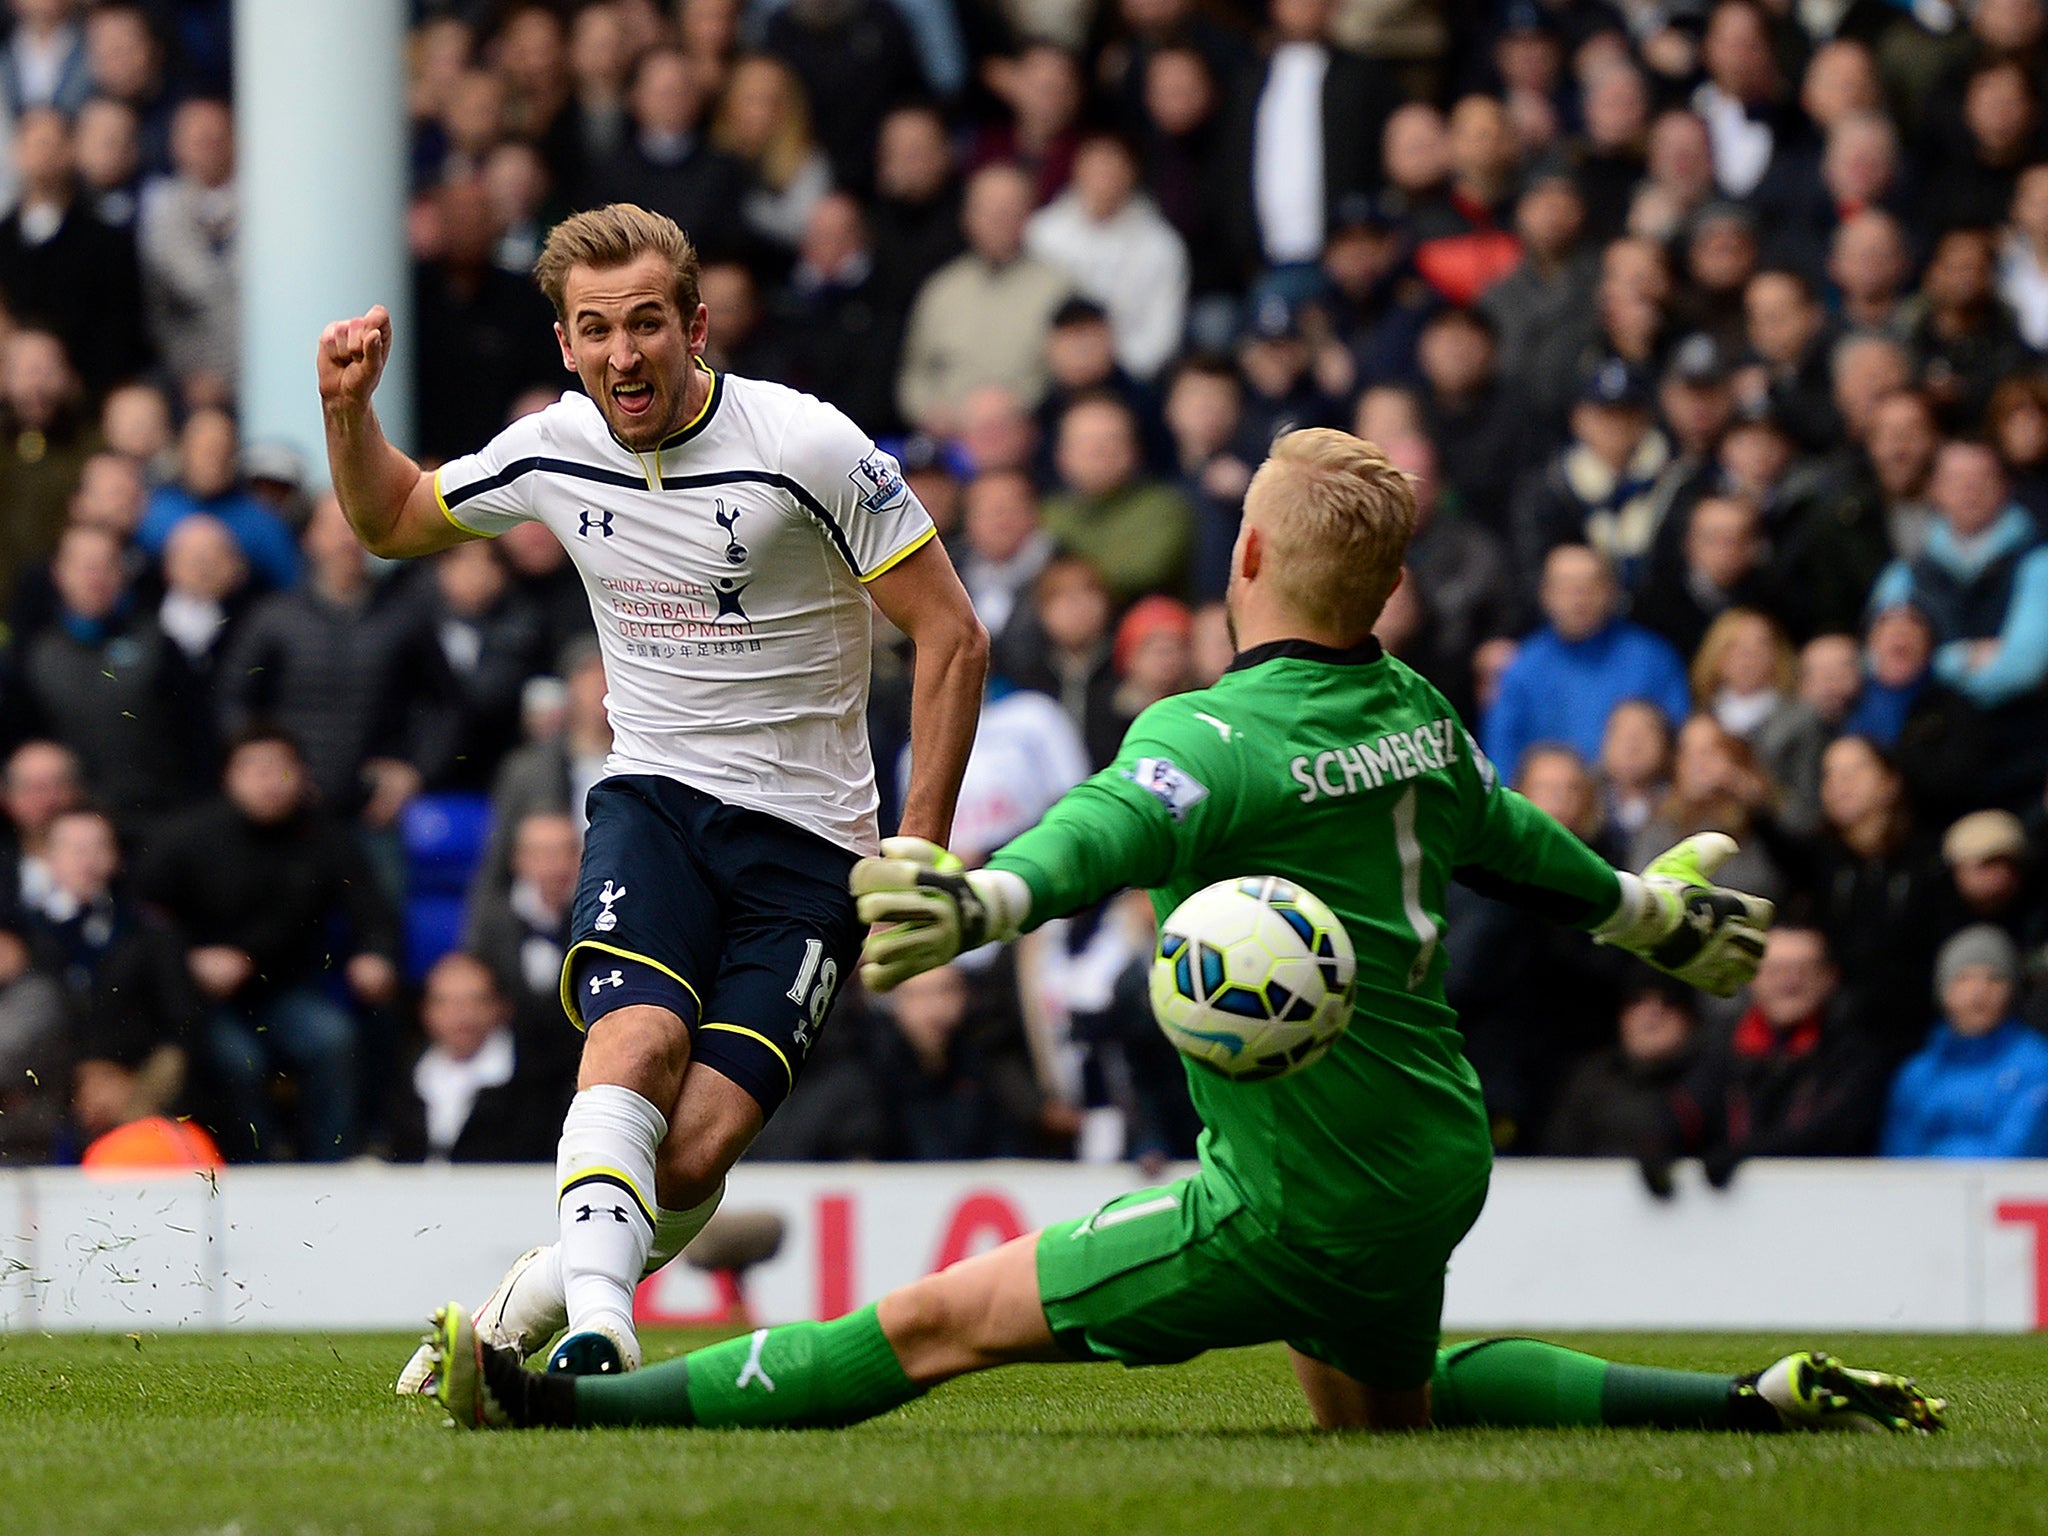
[547,1327,634,1377]
[397,1245,563,1396]
[1747,1350,1948,1433]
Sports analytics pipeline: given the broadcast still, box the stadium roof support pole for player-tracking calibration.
[234,0,413,469]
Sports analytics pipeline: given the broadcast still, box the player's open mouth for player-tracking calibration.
[612,382,654,416]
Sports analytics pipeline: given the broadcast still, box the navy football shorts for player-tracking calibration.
[562,774,862,1116]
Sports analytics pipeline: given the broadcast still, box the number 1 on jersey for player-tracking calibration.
[1390,786,1439,990]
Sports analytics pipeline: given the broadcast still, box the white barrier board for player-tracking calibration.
[2,1159,2044,1332]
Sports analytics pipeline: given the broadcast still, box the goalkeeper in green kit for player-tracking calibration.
[430,430,1943,1436]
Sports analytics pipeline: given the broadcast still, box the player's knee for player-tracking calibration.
[579,1006,692,1098]
[877,1275,974,1383]
[654,1114,751,1208]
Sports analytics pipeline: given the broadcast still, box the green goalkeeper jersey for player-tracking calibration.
[985,637,1622,1254]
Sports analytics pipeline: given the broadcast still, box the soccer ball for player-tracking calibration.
[1150,876,1357,1082]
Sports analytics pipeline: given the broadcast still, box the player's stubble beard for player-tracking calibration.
[598,360,694,450]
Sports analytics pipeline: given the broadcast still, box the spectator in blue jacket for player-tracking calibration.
[1482,543,1692,775]
[1867,439,2048,802]
[136,407,300,592]
[1882,925,2048,1159]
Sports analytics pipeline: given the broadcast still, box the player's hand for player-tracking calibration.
[1596,833,1774,997]
[850,837,1024,992]
[317,305,394,413]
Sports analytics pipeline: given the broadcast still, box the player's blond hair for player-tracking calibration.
[1242,429,1416,638]
[533,203,701,320]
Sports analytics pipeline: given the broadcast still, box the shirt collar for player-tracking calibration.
[1225,635,1384,673]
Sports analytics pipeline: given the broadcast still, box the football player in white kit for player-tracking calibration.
[318,204,988,1383]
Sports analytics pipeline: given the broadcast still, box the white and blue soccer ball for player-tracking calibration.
[1150,876,1357,1082]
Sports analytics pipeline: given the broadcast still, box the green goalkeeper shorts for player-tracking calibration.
[1036,1169,1487,1391]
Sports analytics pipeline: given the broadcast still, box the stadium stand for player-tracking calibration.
[0,0,2040,1174]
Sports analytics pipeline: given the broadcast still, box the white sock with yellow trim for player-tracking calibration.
[555,1084,667,1362]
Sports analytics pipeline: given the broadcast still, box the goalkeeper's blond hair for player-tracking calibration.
[1242,429,1416,639]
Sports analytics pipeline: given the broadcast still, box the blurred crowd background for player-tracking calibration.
[0,0,2045,1178]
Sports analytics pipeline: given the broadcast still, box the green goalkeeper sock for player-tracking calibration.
[1428,1338,1739,1430]
[572,1305,924,1429]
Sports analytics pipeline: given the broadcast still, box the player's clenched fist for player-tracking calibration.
[317,305,393,411]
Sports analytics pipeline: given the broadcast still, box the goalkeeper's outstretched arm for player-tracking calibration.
[852,774,1179,991]
[1454,776,1774,997]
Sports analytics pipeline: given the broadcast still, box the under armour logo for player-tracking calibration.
[589,969,625,995]
[714,500,747,564]
[594,879,626,932]
[579,508,615,538]
[574,1204,629,1224]
[735,1328,775,1392]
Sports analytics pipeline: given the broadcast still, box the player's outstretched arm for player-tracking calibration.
[317,305,477,560]
[866,539,989,846]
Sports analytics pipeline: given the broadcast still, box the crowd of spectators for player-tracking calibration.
[1,0,2047,1174]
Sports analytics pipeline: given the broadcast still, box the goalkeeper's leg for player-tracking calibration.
[438,1231,1066,1429]
[1295,1338,1943,1433]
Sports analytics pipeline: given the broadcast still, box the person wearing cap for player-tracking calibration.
[1107,594,1193,742]
[1881,925,2048,1158]
[1651,332,1736,503]
[1233,285,1341,454]
[1937,808,2041,944]
[1024,134,1189,381]
[1318,190,1428,389]
[1511,355,1675,593]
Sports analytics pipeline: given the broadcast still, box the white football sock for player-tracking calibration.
[494,1180,728,1358]
[555,1084,666,1358]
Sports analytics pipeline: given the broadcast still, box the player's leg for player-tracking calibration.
[1288,1351,1429,1431]
[408,794,856,1391]
[433,1227,1066,1430]
[548,777,723,1373]
[1421,1338,1945,1433]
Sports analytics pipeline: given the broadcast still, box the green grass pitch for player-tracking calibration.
[0,1329,2043,1535]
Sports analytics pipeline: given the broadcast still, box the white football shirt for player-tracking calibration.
[433,363,935,854]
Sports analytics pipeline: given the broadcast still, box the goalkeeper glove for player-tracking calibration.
[849,837,1031,992]
[1594,832,1775,997]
